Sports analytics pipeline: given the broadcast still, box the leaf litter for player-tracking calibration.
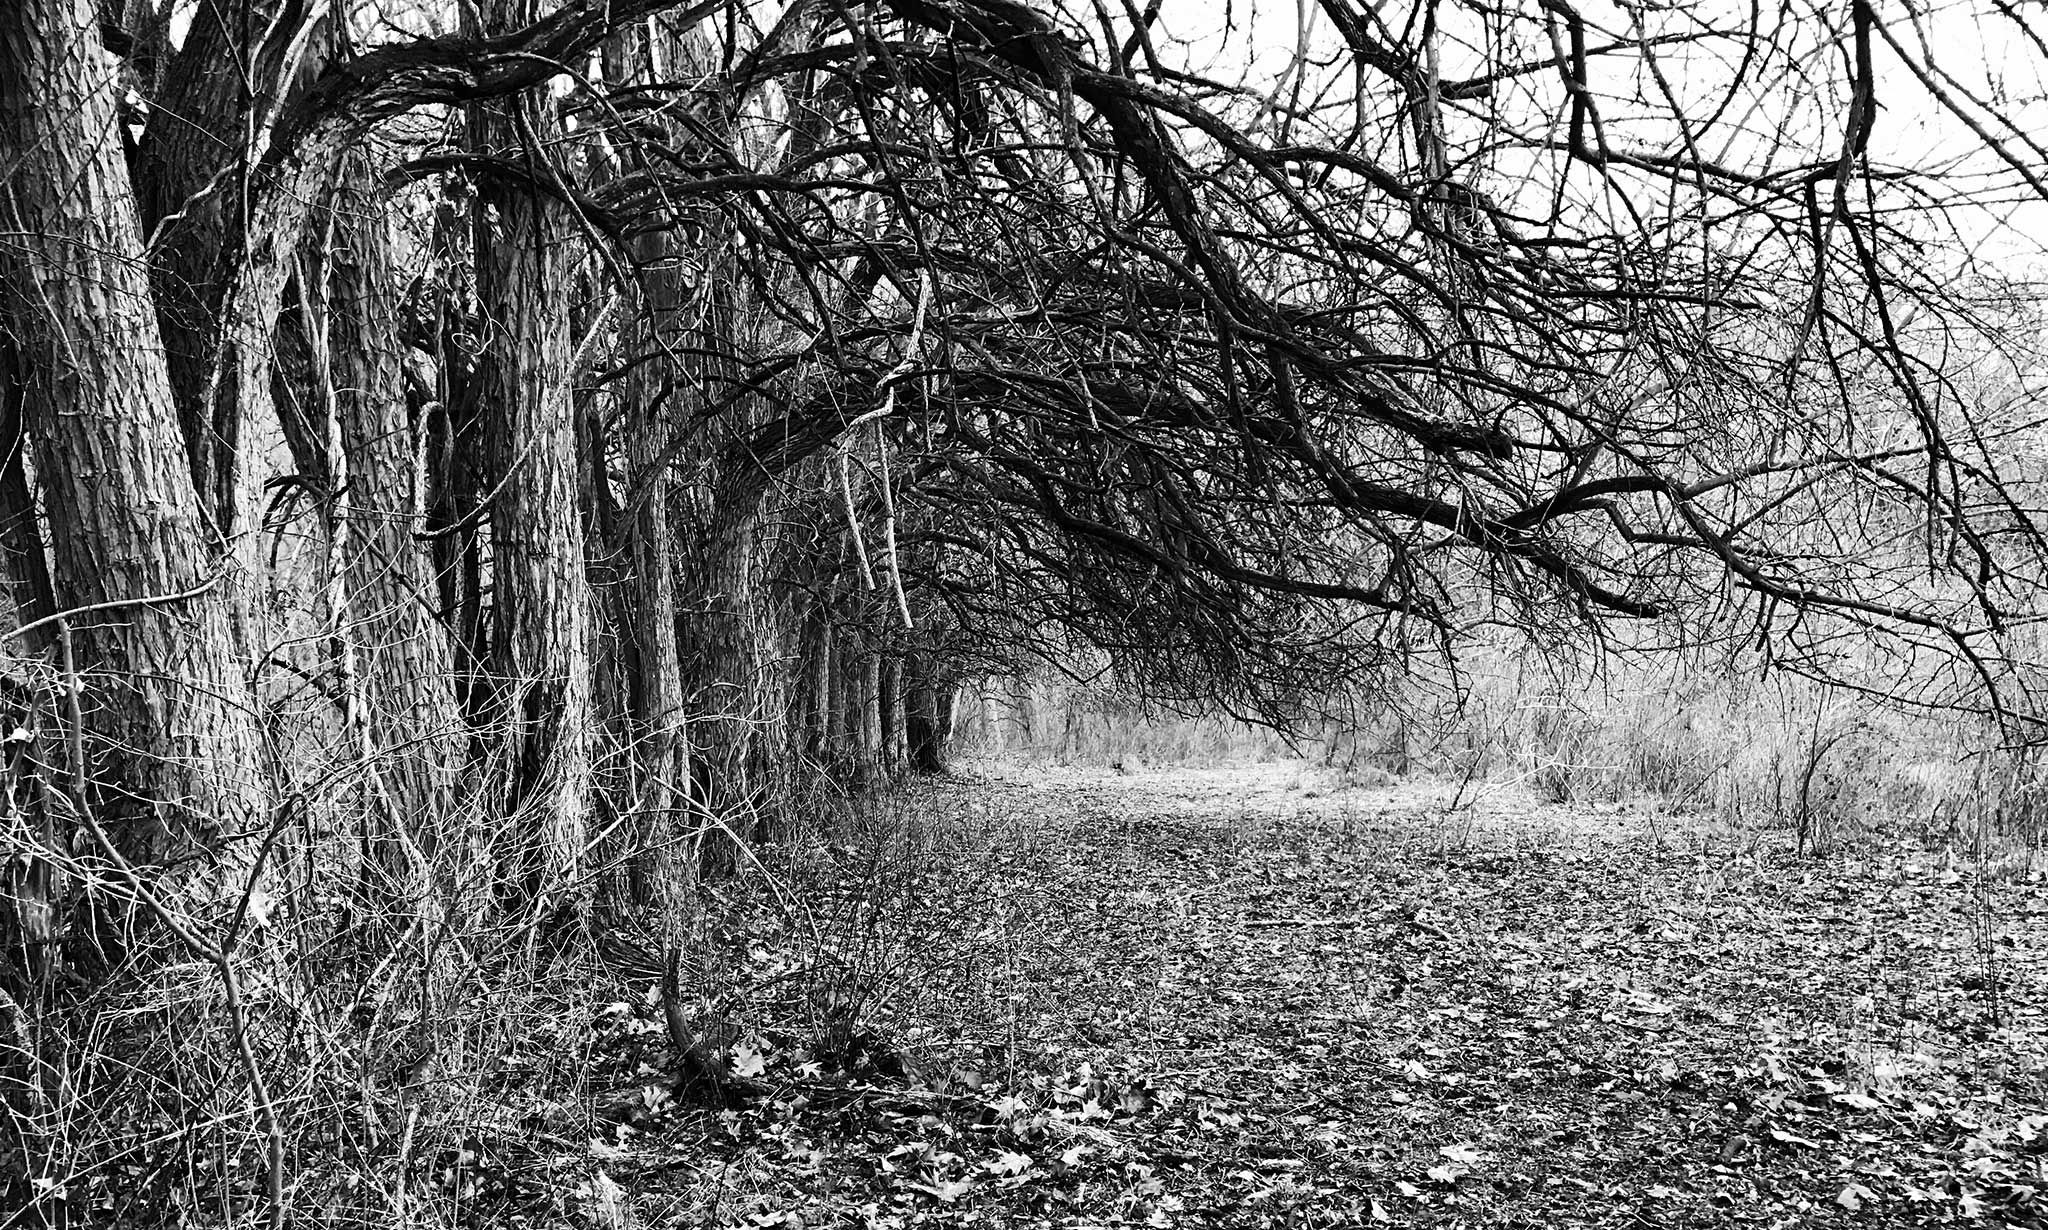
[480,763,2048,1227]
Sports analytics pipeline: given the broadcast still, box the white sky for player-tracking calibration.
[156,0,2048,266]
[1118,0,2048,266]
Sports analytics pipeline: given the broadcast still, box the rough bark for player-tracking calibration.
[130,0,254,526]
[131,1,327,532]
[191,0,729,582]
[423,191,491,728]
[325,153,469,911]
[681,505,782,826]
[473,9,593,917]
[569,276,645,911]
[603,15,703,906]
[0,0,266,877]
[623,305,690,894]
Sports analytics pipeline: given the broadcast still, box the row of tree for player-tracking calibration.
[8,0,2048,1220]
[0,0,2043,992]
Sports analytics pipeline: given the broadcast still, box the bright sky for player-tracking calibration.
[1123,0,2048,267]
[153,0,2048,267]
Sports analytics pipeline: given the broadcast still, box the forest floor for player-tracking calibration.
[488,763,2048,1228]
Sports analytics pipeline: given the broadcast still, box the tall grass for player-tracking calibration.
[1421,646,2046,855]
[959,645,2048,858]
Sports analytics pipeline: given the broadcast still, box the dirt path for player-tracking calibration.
[555,763,2048,1228]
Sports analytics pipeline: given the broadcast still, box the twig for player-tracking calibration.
[1407,916,1452,941]
[55,620,289,1230]
[6,576,222,645]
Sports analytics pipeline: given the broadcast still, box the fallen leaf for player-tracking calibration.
[988,1151,1032,1176]
[908,1176,976,1203]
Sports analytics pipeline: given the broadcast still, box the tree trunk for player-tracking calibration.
[856,643,882,785]
[130,0,248,527]
[131,1,316,534]
[575,357,647,910]
[681,504,783,828]
[473,20,592,918]
[423,190,491,730]
[622,320,691,902]
[605,17,699,906]
[878,654,903,779]
[904,655,949,775]
[802,601,833,765]
[0,0,266,881]
[325,152,469,913]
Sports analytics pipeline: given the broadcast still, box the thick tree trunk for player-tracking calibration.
[325,154,469,912]
[622,297,691,902]
[0,0,266,877]
[605,13,697,903]
[423,191,491,729]
[130,1,317,534]
[473,28,593,917]
[130,0,248,526]
[681,505,782,827]
[566,268,651,912]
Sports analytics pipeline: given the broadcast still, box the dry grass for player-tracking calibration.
[962,648,2048,868]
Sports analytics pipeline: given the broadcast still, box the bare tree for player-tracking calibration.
[0,0,267,892]
[467,0,597,919]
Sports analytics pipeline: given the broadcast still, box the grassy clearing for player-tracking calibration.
[380,762,2048,1228]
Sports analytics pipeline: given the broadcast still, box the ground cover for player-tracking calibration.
[450,764,2048,1228]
